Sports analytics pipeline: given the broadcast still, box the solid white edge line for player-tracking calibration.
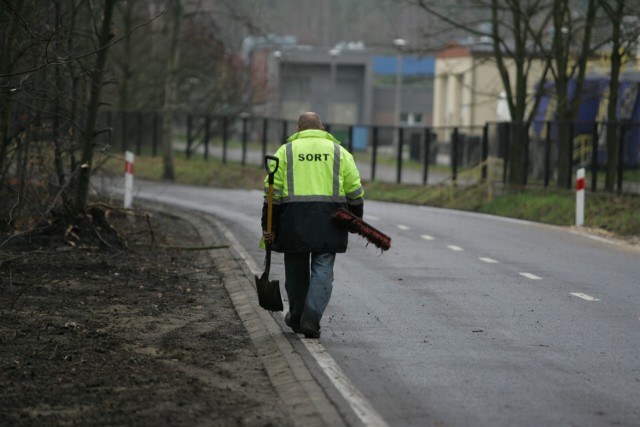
[479,257,498,264]
[570,292,600,301]
[519,272,542,280]
[216,213,389,426]
[447,245,464,251]
[303,340,389,427]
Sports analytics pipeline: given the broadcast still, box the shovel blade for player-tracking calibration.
[255,273,283,312]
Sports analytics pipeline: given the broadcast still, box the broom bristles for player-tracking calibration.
[332,208,391,251]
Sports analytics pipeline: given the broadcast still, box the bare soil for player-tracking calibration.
[0,202,291,426]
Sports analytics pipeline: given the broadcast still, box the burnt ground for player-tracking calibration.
[0,202,292,426]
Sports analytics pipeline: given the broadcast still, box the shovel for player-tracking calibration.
[255,155,283,311]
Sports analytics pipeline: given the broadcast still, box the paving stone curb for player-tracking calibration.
[143,202,349,427]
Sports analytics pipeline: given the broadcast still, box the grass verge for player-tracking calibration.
[97,151,640,239]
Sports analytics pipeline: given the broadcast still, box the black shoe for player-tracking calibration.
[284,312,301,333]
[299,309,321,339]
[299,320,320,339]
[301,327,320,339]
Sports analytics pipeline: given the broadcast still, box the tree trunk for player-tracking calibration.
[0,2,26,178]
[556,116,572,188]
[604,0,624,192]
[508,121,529,185]
[161,0,182,181]
[491,0,532,186]
[118,0,134,113]
[74,0,117,212]
[53,1,66,190]
[554,0,597,188]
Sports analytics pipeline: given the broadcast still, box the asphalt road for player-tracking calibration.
[104,178,640,427]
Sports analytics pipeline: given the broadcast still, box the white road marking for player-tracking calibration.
[519,272,542,280]
[211,216,388,427]
[397,224,410,230]
[421,234,435,241]
[570,293,600,301]
[479,257,498,264]
[303,340,389,427]
[447,245,464,251]
[366,215,379,221]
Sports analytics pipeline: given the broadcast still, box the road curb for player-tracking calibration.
[148,203,349,427]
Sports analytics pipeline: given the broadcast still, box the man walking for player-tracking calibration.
[261,112,364,338]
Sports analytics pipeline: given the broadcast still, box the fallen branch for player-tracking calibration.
[134,243,229,251]
[0,248,74,268]
[87,201,139,215]
[10,277,48,310]
[145,214,156,248]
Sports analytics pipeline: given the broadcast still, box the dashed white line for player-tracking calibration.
[570,293,600,301]
[479,257,498,264]
[397,224,410,230]
[519,272,542,280]
[447,245,464,251]
[421,234,434,241]
[366,215,379,221]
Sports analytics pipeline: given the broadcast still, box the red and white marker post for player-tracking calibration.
[124,151,134,209]
[575,167,585,226]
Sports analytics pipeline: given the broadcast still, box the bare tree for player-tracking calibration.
[490,0,551,185]
[412,0,551,185]
[598,0,640,192]
[0,1,27,179]
[161,0,181,181]
[116,0,135,113]
[532,0,600,188]
[75,0,119,211]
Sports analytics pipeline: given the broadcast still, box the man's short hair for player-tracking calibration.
[298,112,323,130]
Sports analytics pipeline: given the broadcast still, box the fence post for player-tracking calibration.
[136,112,143,155]
[523,121,530,186]
[591,121,598,192]
[481,123,488,182]
[423,127,431,185]
[396,127,404,184]
[121,111,127,152]
[544,121,551,187]
[152,113,159,157]
[204,115,210,160]
[371,126,378,181]
[241,115,248,165]
[617,121,626,194]
[282,120,288,145]
[567,122,575,189]
[502,122,509,184]
[452,127,459,183]
[262,118,268,160]
[222,116,228,164]
[107,111,112,149]
[186,114,192,159]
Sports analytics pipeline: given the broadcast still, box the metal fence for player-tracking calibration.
[101,111,640,195]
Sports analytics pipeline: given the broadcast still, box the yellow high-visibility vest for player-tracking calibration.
[265,129,364,206]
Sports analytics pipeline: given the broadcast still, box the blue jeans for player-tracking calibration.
[284,252,336,330]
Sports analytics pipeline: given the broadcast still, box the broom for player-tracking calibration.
[332,208,392,251]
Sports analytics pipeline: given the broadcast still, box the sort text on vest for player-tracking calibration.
[298,153,331,161]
